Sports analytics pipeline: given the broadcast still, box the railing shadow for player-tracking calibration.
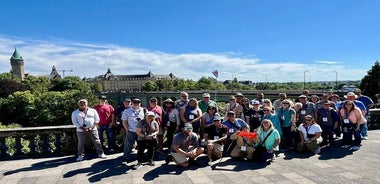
[3,156,75,176]
[63,157,131,183]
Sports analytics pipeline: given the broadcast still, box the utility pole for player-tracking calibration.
[58,69,73,78]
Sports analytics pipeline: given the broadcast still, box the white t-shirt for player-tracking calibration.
[298,123,322,141]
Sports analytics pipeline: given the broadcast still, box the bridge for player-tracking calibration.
[102,90,347,106]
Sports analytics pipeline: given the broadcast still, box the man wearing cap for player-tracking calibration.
[147,97,164,152]
[316,100,339,146]
[298,94,317,123]
[203,114,228,165]
[72,99,107,161]
[245,100,264,131]
[121,98,146,163]
[166,123,204,167]
[222,111,250,154]
[198,93,218,113]
[114,98,131,149]
[94,96,116,153]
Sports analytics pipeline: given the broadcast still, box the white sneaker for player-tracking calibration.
[76,155,84,161]
[314,147,321,154]
[98,153,107,159]
[351,146,360,150]
[342,145,351,149]
[362,136,368,140]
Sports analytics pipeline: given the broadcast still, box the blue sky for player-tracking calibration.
[0,0,379,82]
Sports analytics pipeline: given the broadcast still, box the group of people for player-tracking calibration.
[71,89,374,169]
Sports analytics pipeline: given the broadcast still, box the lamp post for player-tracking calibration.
[303,70,308,89]
[333,71,338,89]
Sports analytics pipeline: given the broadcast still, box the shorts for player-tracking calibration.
[211,142,223,154]
[171,148,196,164]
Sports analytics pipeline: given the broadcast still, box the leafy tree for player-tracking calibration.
[359,61,380,102]
[0,73,21,83]
[142,80,158,91]
[23,75,50,93]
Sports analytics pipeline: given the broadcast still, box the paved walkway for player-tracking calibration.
[1,129,380,184]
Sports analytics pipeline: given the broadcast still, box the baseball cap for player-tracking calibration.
[184,123,193,130]
[78,99,88,104]
[98,95,107,100]
[202,93,211,98]
[145,111,155,117]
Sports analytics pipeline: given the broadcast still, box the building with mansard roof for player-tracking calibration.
[87,68,176,92]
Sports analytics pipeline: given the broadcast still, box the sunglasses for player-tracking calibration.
[263,110,270,111]
[184,127,193,131]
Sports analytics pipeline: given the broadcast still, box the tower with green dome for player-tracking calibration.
[10,48,25,80]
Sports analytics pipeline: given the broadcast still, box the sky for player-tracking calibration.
[0,0,379,83]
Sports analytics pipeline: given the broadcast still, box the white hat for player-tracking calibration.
[202,93,211,98]
[145,111,155,117]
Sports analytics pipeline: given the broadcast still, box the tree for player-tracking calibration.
[142,80,157,91]
[359,61,380,103]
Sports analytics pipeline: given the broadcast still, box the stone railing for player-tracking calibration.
[0,125,77,160]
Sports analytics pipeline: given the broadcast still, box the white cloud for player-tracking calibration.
[0,35,367,82]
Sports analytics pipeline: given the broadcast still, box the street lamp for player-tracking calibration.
[303,70,308,89]
[333,71,338,89]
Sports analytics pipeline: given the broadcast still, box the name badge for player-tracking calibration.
[189,115,194,120]
[301,110,306,115]
[214,136,219,140]
[229,128,235,133]
[241,146,247,151]
[343,119,350,124]
[322,117,328,122]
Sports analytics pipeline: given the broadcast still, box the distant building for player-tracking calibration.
[88,68,177,92]
[10,49,25,80]
[49,66,62,79]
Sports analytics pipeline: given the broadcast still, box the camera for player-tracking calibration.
[136,118,141,121]
[82,123,86,127]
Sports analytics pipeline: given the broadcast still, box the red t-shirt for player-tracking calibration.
[94,104,115,126]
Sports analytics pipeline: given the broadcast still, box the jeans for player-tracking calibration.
[360,123,368,137]
[342,124,361,146]
[98,125,115,150]
[123,131,138,159]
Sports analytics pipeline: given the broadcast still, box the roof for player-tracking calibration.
[11,48,23,60]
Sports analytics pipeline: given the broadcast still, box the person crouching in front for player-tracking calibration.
[297,115,323,154]
[203,114,228,165]
[165,123,204,167]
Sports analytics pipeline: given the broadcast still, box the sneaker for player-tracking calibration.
[362,136,368,140]
[165,155,173,164]
[314,147,321,154]
[148,160,155,166]
[76,155,84,161]
[342,145,351,149]
[133,162,142,170]
[98,153,107,159]
[351,146,360,150]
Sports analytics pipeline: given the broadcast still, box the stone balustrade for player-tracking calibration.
[0,125,77,160]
